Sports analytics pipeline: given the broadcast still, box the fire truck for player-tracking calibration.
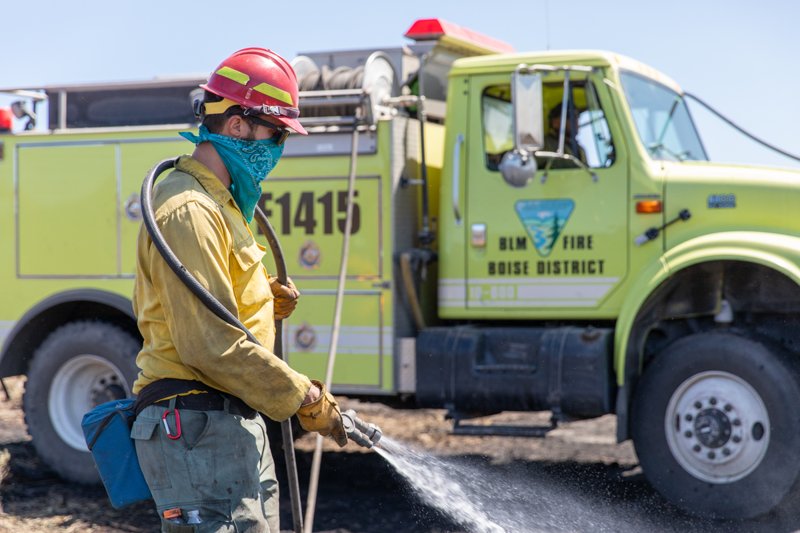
[2,18,800,520]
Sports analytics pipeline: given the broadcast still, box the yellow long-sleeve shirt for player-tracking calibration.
[132,155,311,421]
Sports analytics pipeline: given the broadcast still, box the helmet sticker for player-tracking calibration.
[215,66,250,85]
[253,82,294,106]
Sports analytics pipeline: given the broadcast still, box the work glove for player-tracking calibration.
[269,276,300,320]
[296,380,348,447]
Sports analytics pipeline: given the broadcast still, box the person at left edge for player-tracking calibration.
[130,47,347,533]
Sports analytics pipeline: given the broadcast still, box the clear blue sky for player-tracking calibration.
[2,0,797,168]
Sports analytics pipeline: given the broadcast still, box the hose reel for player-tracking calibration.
[291,52,399,126]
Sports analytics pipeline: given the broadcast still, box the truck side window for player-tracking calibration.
[576,82,615,168]
[482,85,514,171]
[540,81,615,169]
[481,81,615,171]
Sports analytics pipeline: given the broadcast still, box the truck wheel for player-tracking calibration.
[23,321,140,484]
[631,332,800,519]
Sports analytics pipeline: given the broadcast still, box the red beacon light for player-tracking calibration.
[0,108,12,133]
[404,18,514,55]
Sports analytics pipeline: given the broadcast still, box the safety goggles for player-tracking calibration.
[243,114,290,145]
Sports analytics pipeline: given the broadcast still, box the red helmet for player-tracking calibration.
[201,47,307,135]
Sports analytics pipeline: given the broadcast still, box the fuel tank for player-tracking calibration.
[415,326,614,418]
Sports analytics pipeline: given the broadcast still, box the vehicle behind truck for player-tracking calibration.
[2,18,800,520]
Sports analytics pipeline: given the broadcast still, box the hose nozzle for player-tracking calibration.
[341,409,382,448]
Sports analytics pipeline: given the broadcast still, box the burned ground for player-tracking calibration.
[0,378,797,532]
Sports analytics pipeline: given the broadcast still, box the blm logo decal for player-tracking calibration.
[515,199,575,257]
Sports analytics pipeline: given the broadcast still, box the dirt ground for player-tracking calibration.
[1,376,799,532]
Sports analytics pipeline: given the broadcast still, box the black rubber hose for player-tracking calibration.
[141,158,258,343]
[141,157,304,533]
[252,209,304,533]
[684,92,800,163]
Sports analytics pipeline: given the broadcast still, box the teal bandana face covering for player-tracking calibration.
[180,125,284,222]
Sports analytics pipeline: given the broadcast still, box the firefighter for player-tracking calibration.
[130,48,346,532]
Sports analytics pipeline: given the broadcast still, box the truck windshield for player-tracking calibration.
[620,72,707,162]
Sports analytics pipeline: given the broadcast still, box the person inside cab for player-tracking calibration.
[541,102,587,168]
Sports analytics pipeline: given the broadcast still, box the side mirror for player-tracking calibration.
[498,150,537,187]
[500,70,544,187]
[511,70,544,152]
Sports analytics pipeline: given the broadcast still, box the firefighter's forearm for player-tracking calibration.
[182,325,311,421]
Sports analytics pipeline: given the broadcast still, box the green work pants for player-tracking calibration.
[132,401,279,532]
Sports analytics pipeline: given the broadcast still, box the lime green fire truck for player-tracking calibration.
[2,18,800,520]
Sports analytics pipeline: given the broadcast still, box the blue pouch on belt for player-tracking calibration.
[81,398,152,508]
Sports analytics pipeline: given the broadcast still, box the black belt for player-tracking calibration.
[154,392,257,419]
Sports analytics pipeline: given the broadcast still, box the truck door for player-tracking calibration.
[464,72,627,314]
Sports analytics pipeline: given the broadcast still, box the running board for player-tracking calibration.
[451,419,556,438]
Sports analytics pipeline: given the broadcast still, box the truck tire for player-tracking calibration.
[23,321,140,484]
[631,332,800,519]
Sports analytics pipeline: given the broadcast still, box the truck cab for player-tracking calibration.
[422,48,800,519]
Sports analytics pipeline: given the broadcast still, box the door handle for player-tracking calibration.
[452,133,464,224]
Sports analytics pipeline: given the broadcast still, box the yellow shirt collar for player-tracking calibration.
[174,155,234,207]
